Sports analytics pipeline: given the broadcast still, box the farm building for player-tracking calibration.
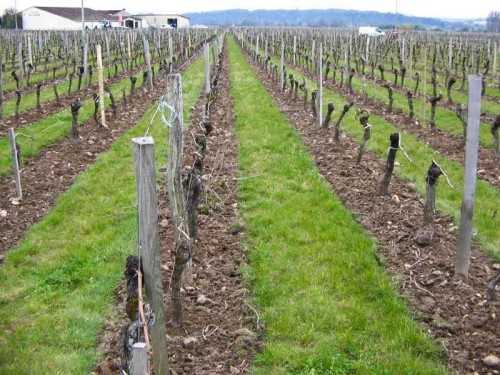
[21,7,145,30]
[135,14,190,28]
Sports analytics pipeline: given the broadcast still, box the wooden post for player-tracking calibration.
[83,39,88,81]
[8,128,22,199]
[127,33,132,61]
[18,40,23,88]
[365,36,370,65]
[311,39,316,70]
[204,43,210,94]
[27,34,33,66]
[167,74,186,240]
[449,38,453,69]
[256,35,259,55]
[455,75,482,277]
[494,42,497,75]
[96,45,107,128]
[169,35,173,73]
[420,49,427,127]
[130,343,148,375]
[143,37,154,91]
[0,54,3,119]
[167,74,192,329]
[280,40,285,90]
[293,35,297,64]
[317,43,323,128]
[132,136,170,374]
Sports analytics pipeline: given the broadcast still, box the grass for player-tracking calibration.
[0,54,206,374]
[0,61,161,179]
[255,41,500,261]
[229,37,448,375]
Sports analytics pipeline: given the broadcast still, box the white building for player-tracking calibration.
[22,7,144,30]
[136,14,190,28]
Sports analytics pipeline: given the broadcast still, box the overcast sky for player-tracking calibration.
[2,0,498,20]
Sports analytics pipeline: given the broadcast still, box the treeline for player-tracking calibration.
[186,8,461,29]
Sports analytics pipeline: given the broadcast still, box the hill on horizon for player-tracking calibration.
[185,8,483,30]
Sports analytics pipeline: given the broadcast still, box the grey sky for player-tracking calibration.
[2,0,498,20]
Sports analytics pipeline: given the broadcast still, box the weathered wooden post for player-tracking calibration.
[493,42,497,75]
[455,75,482,277]
[169,35,173,73]
[448,38,453,70]
[167,74,191,329]
[96,45,107,128]
[0,54,3,119]
[317,42,323,128]
[143,37,154,91]
[18,39,23,88]
[8,128,22,199]
[130,342,148,375]
[204,42,210,94]
[280,39,285,90]
[293,35,297,64]
[132,136,170,374]
[83,38,88,83]
[365,36,370,65]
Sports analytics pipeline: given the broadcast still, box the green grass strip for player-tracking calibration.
[229,37,448,375]
[0,55,205,374]
[0,61,161,179]
[259,43,500,260]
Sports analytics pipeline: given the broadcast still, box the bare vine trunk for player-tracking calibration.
[378,133,399,196]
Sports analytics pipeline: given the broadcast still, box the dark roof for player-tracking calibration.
[35,7,117,22]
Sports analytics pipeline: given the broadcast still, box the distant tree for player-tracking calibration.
[1,7,22,29]
[486,11,500,32]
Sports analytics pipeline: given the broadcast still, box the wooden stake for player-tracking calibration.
[0,54,3,119]
[280,40,285,90]
[317,43,323,128]
[127,33,132,61]
[130,343,148,375]
[8,128,22,199]
[18,40,23,88]
[204,43,210,94]
[132,136,170,374]
[143,38,154,91]
[96,45,107,128]
[455,75,482,277]
[168,36,173,73]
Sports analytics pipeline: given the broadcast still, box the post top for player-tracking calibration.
[132,136,154,145]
